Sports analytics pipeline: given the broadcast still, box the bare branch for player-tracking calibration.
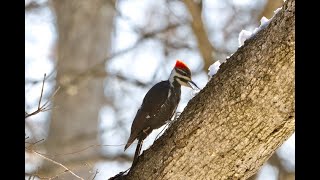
[33,150,84,180]
[40,86,60,111]
[57,23,184,92]
[183,0,216,70]
[90,169,99,180]
[25,138,45,146]
[106,0,142,33]
[38,74,46,109]
[36,143,134,158]
[25,69,56,85]
[26,23,185,92]
[25,74,60,119]
[48,170,69,180]
[26,170,71,180]
[111,73,151,87]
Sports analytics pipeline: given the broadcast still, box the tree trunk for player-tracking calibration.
[124,0,294,179]
[42,0,115,176]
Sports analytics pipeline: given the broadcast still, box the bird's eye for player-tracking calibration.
[176,68,188,76]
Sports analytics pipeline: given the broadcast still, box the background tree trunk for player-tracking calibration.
[42,0,115,177]
[124,0,294,179]
[183,0,216,71]
[258,0,284,20]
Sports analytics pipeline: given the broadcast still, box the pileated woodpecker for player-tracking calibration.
[124,60,199,166]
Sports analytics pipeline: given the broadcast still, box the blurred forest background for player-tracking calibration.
[25,0,294,179]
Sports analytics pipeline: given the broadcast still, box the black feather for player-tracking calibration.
[124,80,181,150]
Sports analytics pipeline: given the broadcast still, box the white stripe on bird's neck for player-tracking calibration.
[169,68,177,85]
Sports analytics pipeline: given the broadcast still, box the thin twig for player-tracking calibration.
[25,138,45,146]
[25,73,47,119]
[37,143,134,158]
[27,24,185,92]
[46,169,69,180]
[57,23,184,92]
[33,151,84,180]
[25,108,41,119]
[25,74,60,119]
[26,170,70,180]
[38,74,46,109]
[90,169,99,180]
[25,68,56,85]
[39,86,61,112]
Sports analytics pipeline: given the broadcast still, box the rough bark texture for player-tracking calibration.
[124,0,294,179]
[42,0,114,176]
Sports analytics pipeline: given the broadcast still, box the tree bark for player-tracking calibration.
[124,0,294,179]
[42,0,115,176]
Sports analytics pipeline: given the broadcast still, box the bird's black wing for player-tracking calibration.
[124,81,170,150]
[140,81,170,114]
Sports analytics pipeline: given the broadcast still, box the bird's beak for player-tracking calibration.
[188,80,200,90]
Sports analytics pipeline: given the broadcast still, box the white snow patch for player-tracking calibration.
[274,7,282,14]
[238,30,253,47]
[238,16,270,47]
[252,16,271,35]
[257,163,279,180]
[238,7,282,47]
[226,53,233,60]
[260,16,270,27]
[208,60,221,77]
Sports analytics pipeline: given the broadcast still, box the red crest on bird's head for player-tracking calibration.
[175,60,190,71]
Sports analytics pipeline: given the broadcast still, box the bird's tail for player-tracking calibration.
[124,136,135,151]
[132,138,143,167]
